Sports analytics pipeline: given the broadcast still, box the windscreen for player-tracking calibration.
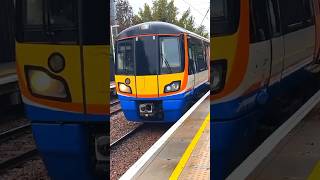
[116,39,134,75]
[116,35,183,76]
[159,36,183,74]
[135,36,158,75]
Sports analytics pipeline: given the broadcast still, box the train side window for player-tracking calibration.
[250,0,271,42]
[188,46,196,75]
[268,0,282,37]
[302,0,314,26]
[189,39,207,72]
[280,0,304,33]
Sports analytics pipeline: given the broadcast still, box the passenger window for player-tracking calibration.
[302,0,314,26]
[250,0,271,42]
[189,39,207,72]
[268,0,281,37]
[280,0,304,33]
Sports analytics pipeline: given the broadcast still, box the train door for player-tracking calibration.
[249,0,272,90]
[135,36,159,98]
[267,0,285,86]
[279,0,315,79]
[188,37,207,88]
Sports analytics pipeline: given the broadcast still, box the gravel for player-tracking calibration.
[110,123,170,180]
[110,112,141,144]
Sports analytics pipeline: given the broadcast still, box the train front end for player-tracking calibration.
[15,0,109,179]
[115,22,191,122]
[211,0,254,179]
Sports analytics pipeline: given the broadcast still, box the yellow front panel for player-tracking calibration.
[16,43,84,112]
[136,75,158,98]
[211,33,238,80]
[115,75,136,97]
[158,73,184,96]
[83,45,109,115]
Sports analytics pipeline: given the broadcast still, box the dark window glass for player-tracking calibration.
[189,38,207,72]
[212,0,240,36]
[302,0,313,26]
[251,0,270,42]
[48,0,76,27]
[135,36,158,75]
[279,0,304,33]
[17,0,78,43]
[25,0,43,25]
[268,0,282,37]
[159,37,183,74]
[116,39,134,75]
[82,0,109,44]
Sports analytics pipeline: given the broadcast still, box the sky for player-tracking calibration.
[129,0,210,34]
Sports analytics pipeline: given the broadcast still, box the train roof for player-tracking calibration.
[117,21,209,42]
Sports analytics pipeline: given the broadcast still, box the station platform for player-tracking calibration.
[247,101,320,180]
[228,90,320,180]
[120,92,210,180]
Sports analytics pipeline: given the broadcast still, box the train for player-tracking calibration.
[114,21,210,122]
[15,0,109,179]
[211,0,320,179]
[0,0,21,109]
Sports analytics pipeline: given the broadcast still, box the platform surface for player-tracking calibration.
[247,102,320,180]
[136,96,210,180]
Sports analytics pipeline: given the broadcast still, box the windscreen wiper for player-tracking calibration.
[160,55,172,73]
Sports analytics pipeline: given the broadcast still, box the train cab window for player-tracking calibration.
[17,0,78,43]
[26,0,43,25]
[48,0,77,27]
[116,39,134,75]
[212,0,240,36]
[251,0,271,42]
[135,36,158,75]
[159,37,183,74]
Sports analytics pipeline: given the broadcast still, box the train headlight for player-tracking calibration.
[118,83,132,94]
[25,66,71,101]
[211,60,227,94]
[164,81,181,93]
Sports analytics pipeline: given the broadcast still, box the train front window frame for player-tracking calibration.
[17,0,78,43]
[116,39,134,75]
[212,0,240,36]
[159,36,183,74]
[135,36,159,76]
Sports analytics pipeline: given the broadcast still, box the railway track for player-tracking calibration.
[110,124,144,147]
[0,123,38,174]
[111,100,122,116]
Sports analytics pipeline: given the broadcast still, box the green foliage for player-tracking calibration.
[116,0,134,32]
[133,0,208,38]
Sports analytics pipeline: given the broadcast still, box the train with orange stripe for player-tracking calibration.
[15,0,108,179]
[114,22,210,122]
[211,0,320,179]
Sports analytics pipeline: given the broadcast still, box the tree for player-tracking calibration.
[133,0,208,38]
[116,0,134,32]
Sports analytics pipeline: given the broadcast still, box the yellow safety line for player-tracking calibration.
[308,161,320,180]
[169,113,210,180]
